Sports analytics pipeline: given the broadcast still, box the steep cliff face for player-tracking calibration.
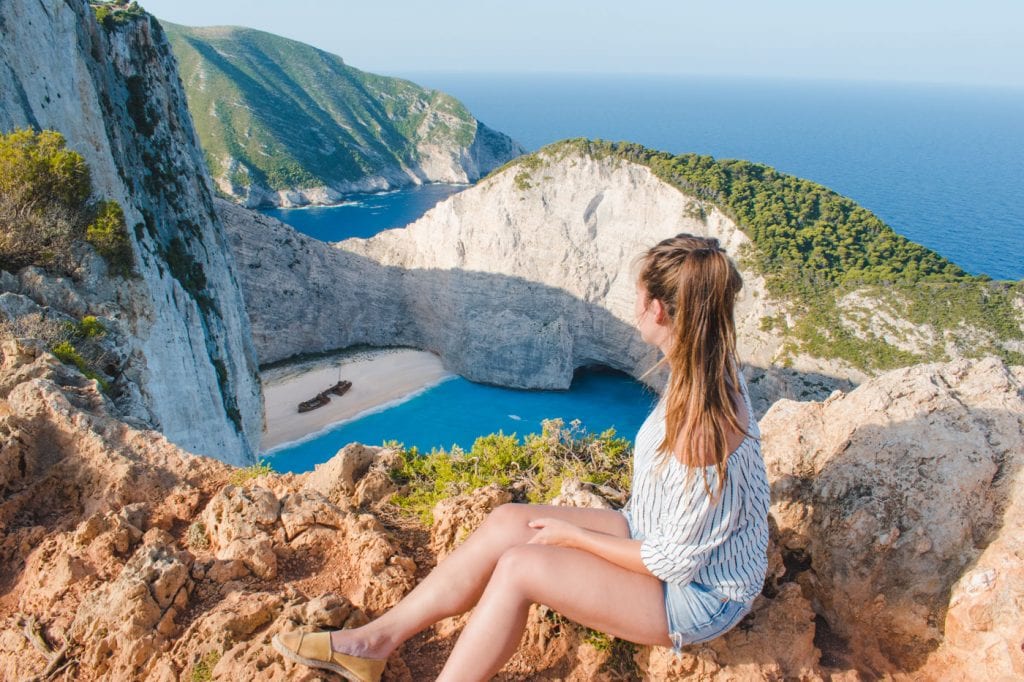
[224,147,856,411]
[0,0,262,464]
[163,23,525,208]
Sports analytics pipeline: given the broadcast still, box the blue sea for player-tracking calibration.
[264,74,1024,467]
[262,183,466,240]
[408,73,1024,282]
[270,75,1023,280]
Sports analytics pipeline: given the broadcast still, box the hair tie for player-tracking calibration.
[691,247,722,257]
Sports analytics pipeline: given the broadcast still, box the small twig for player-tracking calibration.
[17,614,54,658]
[34,643,69,680]
[47,657,75,678]
[16,614,75,682]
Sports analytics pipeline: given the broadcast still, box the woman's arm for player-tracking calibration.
[527,517,652,576]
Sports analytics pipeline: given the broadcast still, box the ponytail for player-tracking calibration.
[635,234,748,498]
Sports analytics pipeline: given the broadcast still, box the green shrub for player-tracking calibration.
[0,128,91,212]
[0,128,136,278]
[90,1,147,31]
[76,315,106,339]
[389,419,632,525]
[189,650,221,682]
[0,129,91,273]
[51,340,110,391]
[86,200,135,276]
[229,459,274,485]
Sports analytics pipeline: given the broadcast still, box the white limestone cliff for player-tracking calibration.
[0,0,262,464]
[224,147,859,412]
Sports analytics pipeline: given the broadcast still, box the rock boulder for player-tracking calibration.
[762,357,1024,674]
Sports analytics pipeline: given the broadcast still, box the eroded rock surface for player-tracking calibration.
[0,342,413,679]
[763,357,1024,677]
[1,345,1020,680]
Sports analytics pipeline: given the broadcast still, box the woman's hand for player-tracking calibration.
[527,517,584,549]
[528,517,651,575]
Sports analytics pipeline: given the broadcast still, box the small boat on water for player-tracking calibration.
[298,391,331,413]
[328,379,352,397]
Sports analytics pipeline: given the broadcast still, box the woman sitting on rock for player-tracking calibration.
[272,233,770,681]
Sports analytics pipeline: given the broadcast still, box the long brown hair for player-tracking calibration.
[635,233,749,497]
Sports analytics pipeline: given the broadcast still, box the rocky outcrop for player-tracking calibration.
[762,356,1024,678]
[430,485,512,561]
[302,442,402,510]
[2,337,1019,680]
[0,341,414,679]
[925,484,1024,679]
[223,147,855,412]
[0,0,262,464]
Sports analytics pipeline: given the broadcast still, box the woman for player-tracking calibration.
[272,233,770,681]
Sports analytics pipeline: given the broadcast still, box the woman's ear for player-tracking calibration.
[651,297,669,325]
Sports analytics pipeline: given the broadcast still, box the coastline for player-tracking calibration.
[249,181,472,211]
[260,347,454,452]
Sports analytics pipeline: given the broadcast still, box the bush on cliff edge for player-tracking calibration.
[0,128,135,277]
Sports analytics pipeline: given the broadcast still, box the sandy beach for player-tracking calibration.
[260,348,453,452]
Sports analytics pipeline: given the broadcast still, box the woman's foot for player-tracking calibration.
[271,630,387,682]
[329,627,393,659]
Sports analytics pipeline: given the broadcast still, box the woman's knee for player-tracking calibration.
[482,503,531,534]
[490,544,551,593]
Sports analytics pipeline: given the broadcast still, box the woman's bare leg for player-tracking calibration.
[329,503,630,658]
[436,543,671,682]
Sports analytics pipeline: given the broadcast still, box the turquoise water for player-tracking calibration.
[265,367,658,473]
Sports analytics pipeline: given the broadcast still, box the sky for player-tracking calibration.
[140,0,1024,88]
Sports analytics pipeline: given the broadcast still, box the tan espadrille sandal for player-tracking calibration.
[271,630,387,682]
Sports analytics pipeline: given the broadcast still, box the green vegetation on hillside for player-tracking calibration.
[389,419,631,525]
[495,139,1024,371]
[0,128,135,277]
[161,23,490,198]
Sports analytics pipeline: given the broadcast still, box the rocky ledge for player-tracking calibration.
[0,340,1020,680]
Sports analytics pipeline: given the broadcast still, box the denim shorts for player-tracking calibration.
[663,580,751,651]
[621,509,752,652]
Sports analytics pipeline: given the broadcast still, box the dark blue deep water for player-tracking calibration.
[262,183,466,240]
[404,73,1024,282]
